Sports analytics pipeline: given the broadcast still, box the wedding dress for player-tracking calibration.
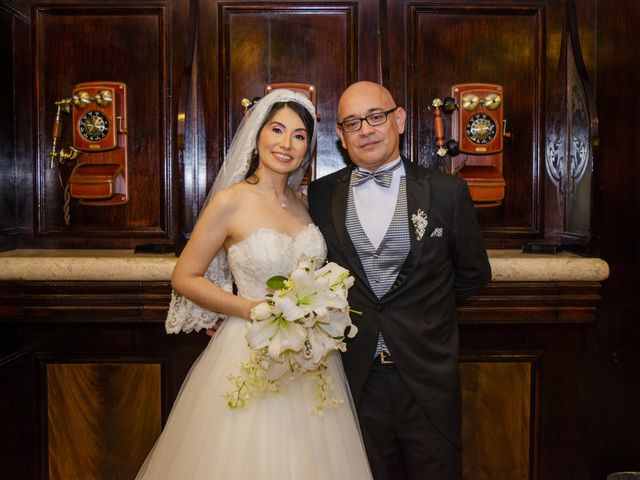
[137,224,373,479]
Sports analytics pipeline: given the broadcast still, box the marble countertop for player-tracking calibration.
[0,249,609,282]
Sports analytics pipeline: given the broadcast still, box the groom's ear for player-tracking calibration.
[394,107,407,135]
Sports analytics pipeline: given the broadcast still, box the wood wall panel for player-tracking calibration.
[0,280,599,477]
[0,347,37,480]
[405,5,544,242]
[220,4,358,178]
[460,355,538,480]
[590,0,640,476]
[0,3,31,251]
[46,362,161,480]
[188,0,379,234]
[33,6,171,242]
[0,6,15,238]
[460,322,590,479]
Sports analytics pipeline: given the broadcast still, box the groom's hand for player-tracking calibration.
[206,321,223,336]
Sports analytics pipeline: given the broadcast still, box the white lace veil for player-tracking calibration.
[166,89,318,333]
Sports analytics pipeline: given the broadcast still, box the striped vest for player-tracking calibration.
[346,172,411,354]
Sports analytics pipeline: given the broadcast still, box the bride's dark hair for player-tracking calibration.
[245,101,315,182]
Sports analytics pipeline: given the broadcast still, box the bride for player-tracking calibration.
[136,89,373,479]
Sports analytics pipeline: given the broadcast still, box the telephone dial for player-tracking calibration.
[50,81,128,223]
[432,83,509,207]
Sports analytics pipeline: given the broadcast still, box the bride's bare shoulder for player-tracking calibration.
[199,186,247,222]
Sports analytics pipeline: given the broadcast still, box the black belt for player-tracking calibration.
[373,351,394,365]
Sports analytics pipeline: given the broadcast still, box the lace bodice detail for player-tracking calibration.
[165,224,326,333]
[227,224,327,300]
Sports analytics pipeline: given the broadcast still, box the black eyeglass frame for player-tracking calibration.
[337,107,399,132]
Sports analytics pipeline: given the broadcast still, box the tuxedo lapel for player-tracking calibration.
[330,169,375,298]
[383,159,430,300]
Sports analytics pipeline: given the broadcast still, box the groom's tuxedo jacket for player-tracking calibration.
[308,158,491,447]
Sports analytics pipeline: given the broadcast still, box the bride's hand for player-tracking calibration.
[206,299,261,336]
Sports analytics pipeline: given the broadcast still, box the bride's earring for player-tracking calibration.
[252,148,258,156]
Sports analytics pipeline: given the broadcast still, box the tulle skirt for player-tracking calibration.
[136,316,372,479]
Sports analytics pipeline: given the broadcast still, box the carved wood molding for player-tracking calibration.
[0,280,601,325]
[458,281,602,324]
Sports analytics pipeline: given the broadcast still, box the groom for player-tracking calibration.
[308,81,491,480]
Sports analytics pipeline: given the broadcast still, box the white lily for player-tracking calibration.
[246,316,280,350]
[305,325,341,363]
[319,308,358,340]
[276,270,348,322]
[266,319,307,360]
[273,294,306,322]
[315,262,353,290]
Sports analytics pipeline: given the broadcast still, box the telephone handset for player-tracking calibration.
[50,81,128,220]
[432,83,509,207]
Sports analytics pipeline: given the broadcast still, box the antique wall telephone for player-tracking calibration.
[432,83,509,207]
[50,81,128,223]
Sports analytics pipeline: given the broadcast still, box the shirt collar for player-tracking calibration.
[357,156,403,174]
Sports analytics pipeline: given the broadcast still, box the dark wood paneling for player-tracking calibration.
[187,0,380,237]
[0,6,15,237]
[0,319,209,479]
[0,281,171,322]
[459,281,602,324]
[589,0,640,476]
[221,4,358,178]
[0,346,37,480]
[460,354,538,480]
[0,4,31,251]
[461,322,591,479]
[32,5,171,242]
[46,362,161,480]
[0,279,600,478]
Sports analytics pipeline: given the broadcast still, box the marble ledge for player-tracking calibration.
[0,249,610,283]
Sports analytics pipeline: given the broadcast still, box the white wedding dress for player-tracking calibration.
[137,224,373,479]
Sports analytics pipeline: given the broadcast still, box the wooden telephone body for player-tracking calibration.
[63,81,128,205]
[450,83,507,207]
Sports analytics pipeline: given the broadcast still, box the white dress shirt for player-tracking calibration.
[352,156,405,249]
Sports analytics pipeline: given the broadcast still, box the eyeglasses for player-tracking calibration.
[337,107,399,132]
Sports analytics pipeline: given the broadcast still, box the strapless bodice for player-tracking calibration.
[226,224,327,300]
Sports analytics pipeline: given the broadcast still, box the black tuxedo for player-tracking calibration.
[308,158,491,450]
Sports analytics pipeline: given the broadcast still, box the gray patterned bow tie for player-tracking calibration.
[351,160,402,188]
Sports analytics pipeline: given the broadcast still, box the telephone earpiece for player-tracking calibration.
[431,97,459,158]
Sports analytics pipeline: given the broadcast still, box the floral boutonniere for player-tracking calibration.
[411,209,428,241]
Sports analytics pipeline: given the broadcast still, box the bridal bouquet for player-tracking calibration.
[227,259,359,412]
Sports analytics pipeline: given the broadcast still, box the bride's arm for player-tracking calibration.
[171,190,256,320]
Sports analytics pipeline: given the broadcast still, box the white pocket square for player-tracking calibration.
[430,227,443,238]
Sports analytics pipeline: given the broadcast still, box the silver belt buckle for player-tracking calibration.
[380,351,394,364]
